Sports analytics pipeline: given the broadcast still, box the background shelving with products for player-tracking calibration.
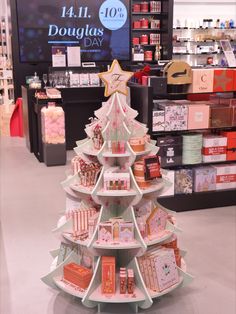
[131,0,173,62]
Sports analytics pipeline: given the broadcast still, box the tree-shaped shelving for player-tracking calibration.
[42,60,193,312]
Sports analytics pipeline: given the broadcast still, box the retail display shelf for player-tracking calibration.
[152,126,236,136]
[89,283,146,303]
[70,184,94,195]
[102,152,132,158]
[93,240,141,250]
[173,39,236,43]
[144,230,173,246]
[148,276,184,298]
[63,186,82,198]
[132,28,165,32]
[80,146,100,156]
[161,159,236,170]
[53,276,86,298]
[132,12,167,16]
[173,27,236,30]
[173,51,219,55]
[63,233,90,247]
[135,148,153,156]
[96,189,137,197]
[141,180,164,195]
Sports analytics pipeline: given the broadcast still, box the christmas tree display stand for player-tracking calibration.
[41,60,193,312]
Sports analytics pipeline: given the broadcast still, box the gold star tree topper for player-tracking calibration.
[98,60,133,97]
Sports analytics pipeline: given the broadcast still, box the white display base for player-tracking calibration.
[149,276,184,299]
[53,276,86,298]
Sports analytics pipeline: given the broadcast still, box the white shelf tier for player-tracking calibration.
[141,180,165,195]
[149,276,184,299]
[70,184,94,195]
[96,189,137,197]
[144,230,173,247]
[89,284,146,303]
[93,240,141,250]
[102,152,132,158]
[53,276,86,298]
[62,232,90,247]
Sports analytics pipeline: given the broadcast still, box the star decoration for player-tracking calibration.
[214,70,233,91]
[98,59,133,97]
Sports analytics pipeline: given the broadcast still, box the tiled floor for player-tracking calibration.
[0,137,236,314]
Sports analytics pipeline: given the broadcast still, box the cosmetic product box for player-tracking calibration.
[202,135,227,162]
[109,217,124,241]
[63,263,93,289]
[209,105,233,127]
[143,155,161,180]
[133,161,151,189]
[79,73,89,86]
[213,69,235,92]
[159,169,175,197]
[152,109,165,131]
[129,136,145,152]
[119,222,134,242]
[187,104,210,129]
[156,136,183,167]
[221,131,236,161]
[146,207,168,236]
[175,168,193,194]
[193,166,216,192]
[229,99,236,126]
[98,222,113,242]
[120,269,127,294]
[212,164,236,190]
[188,68,214,93]
[158,103,188,131]
[101,256,116,294]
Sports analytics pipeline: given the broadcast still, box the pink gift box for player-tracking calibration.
[188,104,210,129]
[188,69,214,93]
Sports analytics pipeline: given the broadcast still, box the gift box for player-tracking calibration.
[182,133,202,165]
[101,256,116,294]
[202,135,227,162]
[63,263,93,289]
[98,222,113,242]
[188,68,214,93]
[159,169,175,197]
[193,166,216,192]
[175,168,193,194]
[213,164,236,190]
[119,222,134,242]
[159,103,188,131]
[213,69,235,92]
[152,109,165,131]
[210,105,233,128]
[187,104,210,130]
[221,131,236,161]
[157,136,182,167]
[146,206,168,236]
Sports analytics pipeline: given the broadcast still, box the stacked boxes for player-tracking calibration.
[193,166,216,192]
[182,133,203,164]
[158,103,188,131]
[221,131,236,161]
[175,168,193,194]
[213,164,236,190]
[202,135,227,163]
[157,136,182,167]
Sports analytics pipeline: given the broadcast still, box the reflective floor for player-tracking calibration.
[0,137,236,314]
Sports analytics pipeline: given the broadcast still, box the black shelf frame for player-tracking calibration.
[129,83,236,211]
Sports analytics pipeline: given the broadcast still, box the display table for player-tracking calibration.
[22,86,108,159]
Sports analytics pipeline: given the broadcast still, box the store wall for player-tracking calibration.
[174,0,236,22]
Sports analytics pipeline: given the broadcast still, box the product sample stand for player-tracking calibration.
[42,60,193,312]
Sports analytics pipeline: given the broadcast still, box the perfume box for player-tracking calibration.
[175,168,193,194]
[193,166,216,192]
[152,110,165,131]
[210,105,233,127]
[221,131,236,160]
[64,263,92,289]
[188,68,214,93]
[157,136,182,167]
[159,103,188,131]
[143,155,161,180]
[119,222,134,242]
[146,207,168,236]
[101,256,116,294]
[159,169,175,197]
[202,135,227,162]
[98,222,113,242]
[187,104,210,129]
[213,164,236,190]
[153,249,179,292]
[213,69,235,92]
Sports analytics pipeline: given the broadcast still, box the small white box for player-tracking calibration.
[213,164,236,190]
[159,169,175,197]
[152,110,165,131]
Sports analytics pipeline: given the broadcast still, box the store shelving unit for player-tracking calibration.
[131,0,173,61]
[129,83,236,211]
[42,86,193,311]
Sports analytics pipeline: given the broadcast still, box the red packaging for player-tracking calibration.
[142,75,149,85]
[144,50,153,61]
[133,37,140,45]
[140,2,149,12]
[221,131,236,160]
[140,34,148,44]
[213,69,235,92]
[141,19,149,29]
[63,263,92,289]
[101,256,116,294]
[133,20,141,29]
[133,4,141,12]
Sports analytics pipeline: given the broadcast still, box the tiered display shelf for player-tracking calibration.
[42,63,193,312]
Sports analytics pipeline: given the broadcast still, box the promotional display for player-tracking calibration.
[16,0,130,62]
[41,60,192,311]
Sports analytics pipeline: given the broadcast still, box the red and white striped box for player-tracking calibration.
[212,164,236,190]
[202,135,227,162]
